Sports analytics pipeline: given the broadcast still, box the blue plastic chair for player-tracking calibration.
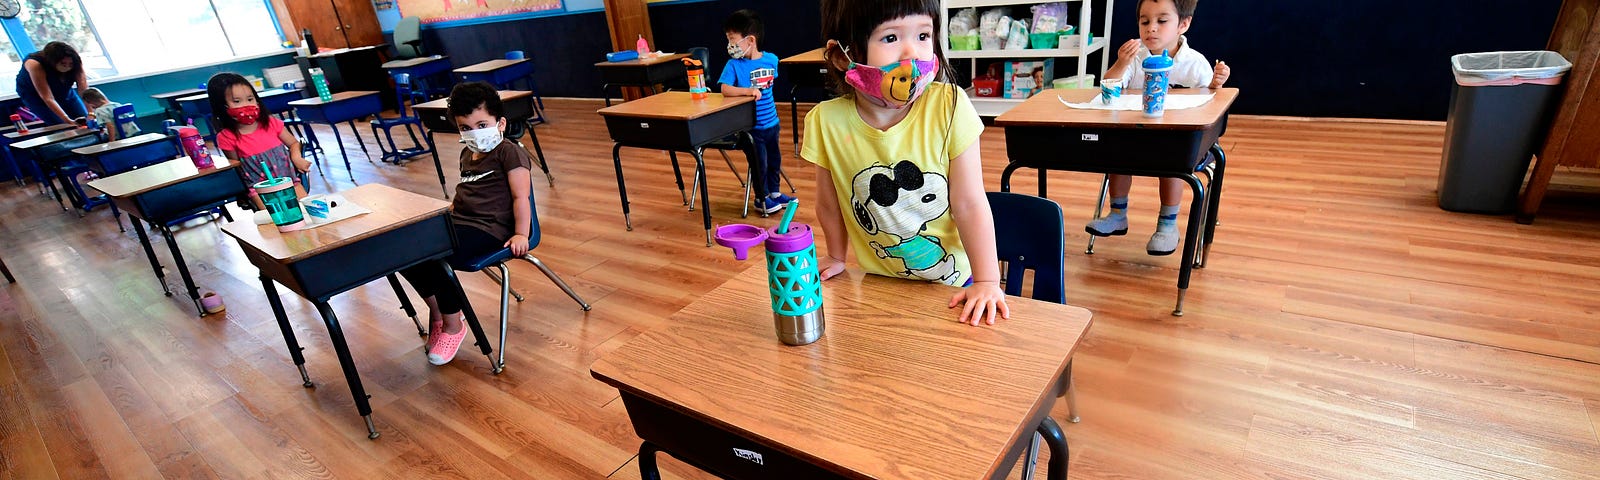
[987,191,1079,480]
[449,189,590,374]
[504,50,546,114]
[368,73,431,164]
[111,104,140,139]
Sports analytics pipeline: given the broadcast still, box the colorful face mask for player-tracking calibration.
[726,38,749,59]
[831,41,939,109]
[227,105,259,125]
[459,124,502,154]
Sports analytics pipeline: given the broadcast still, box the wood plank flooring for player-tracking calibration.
[0,98,1596,479]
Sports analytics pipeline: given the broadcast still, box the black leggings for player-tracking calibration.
[398,224,502,315]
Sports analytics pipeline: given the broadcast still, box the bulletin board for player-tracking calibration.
[397,0,564,25]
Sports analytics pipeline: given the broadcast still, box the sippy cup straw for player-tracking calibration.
[261,162,276,182]
[776,200,799,233]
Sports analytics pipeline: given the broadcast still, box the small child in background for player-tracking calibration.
[719,8,794,214]
[1085,0,1230,255]
[80,87,139,141]
[206,72,310,208]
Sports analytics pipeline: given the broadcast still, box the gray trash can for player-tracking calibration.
[1438,51,1572,213]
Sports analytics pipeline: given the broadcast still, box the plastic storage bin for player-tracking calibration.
[1437,51,1572,213]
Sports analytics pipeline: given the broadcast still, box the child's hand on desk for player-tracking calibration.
[818,256,846,281]
[950,281,1010,326]
[1210,60,1230,89]
[505,234,529,256]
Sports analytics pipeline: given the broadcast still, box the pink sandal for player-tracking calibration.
[427,323,467,365]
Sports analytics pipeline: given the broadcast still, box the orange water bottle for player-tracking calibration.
[684,57,708,100]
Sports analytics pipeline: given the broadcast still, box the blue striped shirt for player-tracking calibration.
[719,52,780,130]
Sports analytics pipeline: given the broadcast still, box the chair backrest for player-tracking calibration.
[987,191,1066,304]
[391,72,414,117]
[112,104,138,138]
[526,188,542,250]
[505,50,525,60]
[394,16,423,58]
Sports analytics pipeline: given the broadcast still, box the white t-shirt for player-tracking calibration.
[1119,35,1213,89]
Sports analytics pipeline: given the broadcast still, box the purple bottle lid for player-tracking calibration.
[765,223,814,254]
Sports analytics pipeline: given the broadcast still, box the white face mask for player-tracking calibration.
[459,125,502,153]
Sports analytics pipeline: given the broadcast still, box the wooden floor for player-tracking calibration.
[1,99,1598,479]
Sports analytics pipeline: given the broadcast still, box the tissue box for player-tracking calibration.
[1003,59,1055,99]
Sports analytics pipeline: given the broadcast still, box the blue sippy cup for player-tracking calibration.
[1142,50,1174,117]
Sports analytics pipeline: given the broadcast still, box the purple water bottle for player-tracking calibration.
[1142,50,1174,117]
[714,201,826,346]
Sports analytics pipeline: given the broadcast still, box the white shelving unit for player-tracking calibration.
[942,0,1114,116]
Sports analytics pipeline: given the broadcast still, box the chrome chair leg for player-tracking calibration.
[492,263,510,374]
[1086,175,1110,255]
[524,255,592,310]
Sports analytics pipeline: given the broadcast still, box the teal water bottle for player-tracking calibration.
[309,67,333,101]
[1142,50,1174,117]
[714,201,826,346]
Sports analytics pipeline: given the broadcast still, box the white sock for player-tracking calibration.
[1156,204,1180,232]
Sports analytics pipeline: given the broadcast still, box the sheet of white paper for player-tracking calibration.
[1059,93,1215,111]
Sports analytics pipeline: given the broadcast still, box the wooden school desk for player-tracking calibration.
[2,122,72,187]
[382,55,453,97]
[993,88,1237,316]
[73,133,176,176]
[592,267,1092,480]
[597,92,756,246]
[454,58,544,122]
[151,87,205,121]
[220,184,495,439]
[778,47,827,154]
[11,127,102,212]
[289,91,384,180]
[412,90,552,197]
[594,53,690,107]
[87,158,248,316]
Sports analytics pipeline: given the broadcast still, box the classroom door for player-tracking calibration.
[283,0,384,50]
[332,0,384,48]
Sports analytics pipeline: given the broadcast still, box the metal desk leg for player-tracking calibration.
[327,123,357,181]
[311,300,379,439]
[694,148,712,247]
[638,441,664,480]
[525,119,553,186]
[425,130,448,198]
[260,275,312,387]
[346,120,374,163]
[1201,145,1227,268]
[611,143,632,230]
[669,152,688,207]
[387,273,425,337]
[790,85,800,156]
[1037,416,1069,480]
[999,162,1025,193]
[1174,174,1206,317]
[1038,169,1048,198]
[159,225,204,316]
[130,219,169,296]
[602,83,613,107]
[438,259,495,362]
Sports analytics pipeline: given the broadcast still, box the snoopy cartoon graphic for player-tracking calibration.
[850,160,962,285]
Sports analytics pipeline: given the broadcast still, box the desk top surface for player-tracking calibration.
[72,133,168,155]
[593,53,690,68]
[1,120,46,134]
[382,56,450,69]
[591,266,1093,479]
[87,157,236,198]
[413,90,532,112]
[221,184,450,264]
[11,127,97,150]
[151,88,205,101]
[995,87,1239,130]
[287,90,379,106]
[596,92,754,121]
[780,47,827,65]
[3,123,75,140]
[454,58,527,73]
[176,88,300,104]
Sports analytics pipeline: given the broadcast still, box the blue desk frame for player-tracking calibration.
[288,91,383,182]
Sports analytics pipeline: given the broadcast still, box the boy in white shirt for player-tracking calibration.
[1086,0,1231,255]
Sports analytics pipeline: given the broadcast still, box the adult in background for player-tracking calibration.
[15,41,89,125]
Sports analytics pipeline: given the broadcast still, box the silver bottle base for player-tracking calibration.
[775,311,825,346]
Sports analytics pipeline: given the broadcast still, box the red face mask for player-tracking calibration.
[227,105,259,125]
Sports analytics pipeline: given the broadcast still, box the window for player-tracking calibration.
[0,0,284,96]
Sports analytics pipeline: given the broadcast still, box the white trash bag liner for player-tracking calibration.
[1452,51,1572,86]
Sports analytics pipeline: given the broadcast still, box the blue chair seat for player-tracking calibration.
[456,247,514,273]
